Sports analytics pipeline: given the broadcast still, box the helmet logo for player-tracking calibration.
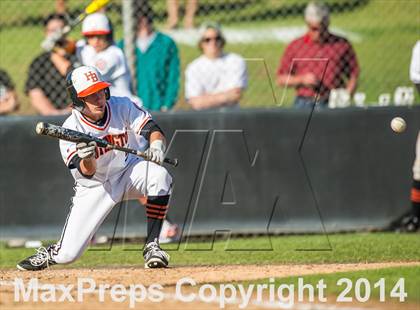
[84,71,99,82]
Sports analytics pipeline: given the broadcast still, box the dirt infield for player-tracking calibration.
[1,262,419,309]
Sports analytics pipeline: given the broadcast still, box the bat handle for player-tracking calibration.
[164,157,179,167]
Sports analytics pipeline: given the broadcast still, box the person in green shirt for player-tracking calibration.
[119,10,180,112]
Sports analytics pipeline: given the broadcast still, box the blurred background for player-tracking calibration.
[0,0,419,115]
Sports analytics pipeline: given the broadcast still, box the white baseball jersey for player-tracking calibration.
[60,96,151,187]
[185,53,248,103]
[76,41,139,102]
[52,96,172,264]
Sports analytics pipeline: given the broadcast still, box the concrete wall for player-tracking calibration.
[0,106,419,240]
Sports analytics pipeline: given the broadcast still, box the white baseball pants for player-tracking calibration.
[50,159,172,264]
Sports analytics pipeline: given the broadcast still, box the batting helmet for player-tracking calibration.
[66,66,111,111]
[82,13,112,36]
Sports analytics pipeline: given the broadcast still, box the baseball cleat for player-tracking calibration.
[143,239,170,268]
[387,211,419,233]
[16,246,56,271]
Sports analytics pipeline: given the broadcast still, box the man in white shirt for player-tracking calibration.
[185,22,248,111]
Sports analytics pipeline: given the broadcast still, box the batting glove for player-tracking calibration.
[145,140,165,165]
[76,141,97,159]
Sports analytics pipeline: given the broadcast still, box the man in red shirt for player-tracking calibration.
[277,1,359,108]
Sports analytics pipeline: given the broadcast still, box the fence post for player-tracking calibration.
[122,0,137,95]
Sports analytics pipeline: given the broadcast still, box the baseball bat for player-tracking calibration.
[42,0,111,51]
[73,0,111,25]
[35,122,179,167]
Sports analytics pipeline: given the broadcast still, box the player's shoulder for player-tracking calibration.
[99,45,126,66]
[110,97,150,121]
[105,44,125,57]
[108,96,145,112]
[108,95,133,104]
[62,111,79,129]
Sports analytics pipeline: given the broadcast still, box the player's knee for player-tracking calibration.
[147,165,172,195]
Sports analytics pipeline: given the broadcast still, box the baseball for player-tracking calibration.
[35,122,45,135]
[390,117,406,133]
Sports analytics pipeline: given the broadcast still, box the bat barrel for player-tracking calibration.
[164,157,178,167]
[35,122,48,135]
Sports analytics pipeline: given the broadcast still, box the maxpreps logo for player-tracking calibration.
[95,132,128,158]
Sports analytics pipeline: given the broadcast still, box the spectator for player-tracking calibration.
[55,0,66,14]
[0,69,19,115]
[185,22,248,111]
[409,41,420,94]
[276,1,360,108]
[76,13,140,103]
[25,13,75,115]
[119,7,180,112]
[166,0,198,30]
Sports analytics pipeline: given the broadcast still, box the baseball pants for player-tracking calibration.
[50,159,172,264]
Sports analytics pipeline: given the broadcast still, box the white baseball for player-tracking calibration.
[390,117,406,133]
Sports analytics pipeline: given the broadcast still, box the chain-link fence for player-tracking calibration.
[0,0,418,115]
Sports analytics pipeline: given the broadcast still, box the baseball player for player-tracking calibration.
[76,13,140,104]
[17,66,172,270]
[403,42,420,231]
[389,42,420,232]
[408,132,420,231]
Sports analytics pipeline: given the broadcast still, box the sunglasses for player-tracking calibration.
[202,36,222,43]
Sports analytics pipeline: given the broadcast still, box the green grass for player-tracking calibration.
[1,233,419,269]
[0,0,419,114]
[248,266,420,303]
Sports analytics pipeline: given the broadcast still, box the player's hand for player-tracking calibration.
[145,140,165,165]
[76,141,97,159]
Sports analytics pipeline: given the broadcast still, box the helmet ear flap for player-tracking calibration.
[66,70,85,111]
[104,87,110,100]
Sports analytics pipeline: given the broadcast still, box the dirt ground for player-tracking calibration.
[1,262,419,310]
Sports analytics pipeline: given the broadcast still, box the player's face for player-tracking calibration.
[86,35,109,53]
[201,29,223,59]
[81,89,107,121]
